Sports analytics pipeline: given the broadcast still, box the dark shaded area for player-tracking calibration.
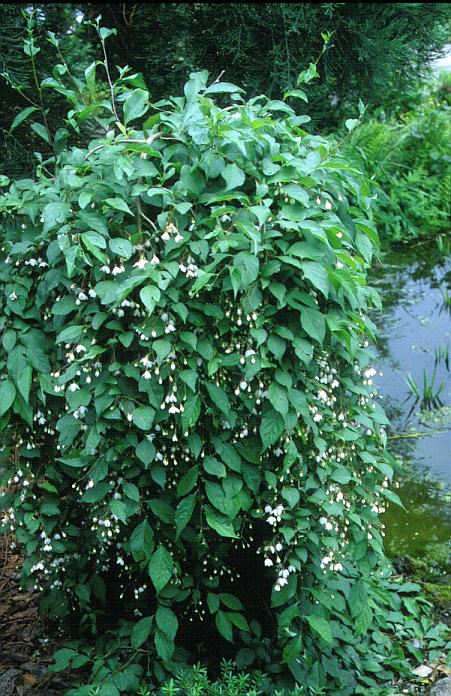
[1,3,450,175]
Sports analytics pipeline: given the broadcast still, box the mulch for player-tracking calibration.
[1,533,449,695]
[0,533,67,695]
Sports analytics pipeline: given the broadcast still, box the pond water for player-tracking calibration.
[369,246,451,569]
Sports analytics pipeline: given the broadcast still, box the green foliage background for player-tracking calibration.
[1,3,450,176]
[347,73,451,242]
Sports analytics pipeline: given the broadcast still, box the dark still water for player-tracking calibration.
[369,247,450,565]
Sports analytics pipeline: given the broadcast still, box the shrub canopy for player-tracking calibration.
[0,22,446,696]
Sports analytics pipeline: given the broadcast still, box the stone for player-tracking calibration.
[413,665,434,677]
[0,668,21,696]
[430,678,451,696]
[19,662,47,677]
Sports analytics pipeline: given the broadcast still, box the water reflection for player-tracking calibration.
[369,246,451,564]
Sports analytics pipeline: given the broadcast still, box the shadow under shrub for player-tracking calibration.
[0,19,449,696]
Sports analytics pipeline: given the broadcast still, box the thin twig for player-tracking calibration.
[101,38,120,123]
[29,40,55,159]
[209,70,225,87]
[84,132,162,160]
[387,429,447,440]
[140,211,157,230]
[136,177,143,235]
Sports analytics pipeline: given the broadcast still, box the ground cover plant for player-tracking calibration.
[0,17,449,696]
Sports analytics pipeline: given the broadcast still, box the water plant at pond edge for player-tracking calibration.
[403,367,447,411]
[0,17,449,696]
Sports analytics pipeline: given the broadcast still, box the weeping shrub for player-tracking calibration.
[0,20,448,696]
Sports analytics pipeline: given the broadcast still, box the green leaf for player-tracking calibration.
[284,89,308,102]
[219,593,243,610]
[300,307,326,344]
[17,365,32,403]
[267,334,286,360]
[105,198,133,215]
[56,325,84,344]
[233,252,259,289]
[221,164,245,191]
[293,338,313,365]
[381,488,406,509]
[260,409,285,449]
[180,370,197,392]
[42,202,71,233]
[82,231,106,248]
[132,406,155,430]
[152,339,172,360]
[345,118,359,132]
[140,285,160,314]
[30,121,50,143]
[136,439,156,466]
[10,106,39,133]
[281,486,300,508]
[177,466,199,496]
[207,593,220,614]
[2,330,16,353]
[27,346,51,374]
[205,480,226,512]
[204,82,244,95]
[305,615,333,645]
[282,635,302,663]
[123,482,140,502]
[156,606,178,641]
[204,507,238,538]
[297,63,319,84]
[78,191,92,209]
[355,605,373,636]
[189,271,214,296]
[181,394,201,432]
[349,579,368,618]
[109,237,133,259]
[123,88,149,124]
[203,456,226,478]
[300,261,329,298]
[131,616,153,649]
[331,467,352,484]
[175,492,197,539]
[236,648,256,669]
[148,545,173,594]
[51,296,77,316]
[110,499,127,523]
[228,611,250,632]
[215,610,233,642]
[0,380,16,417]
[155,628,174,662]
[229,267,241,298]
[205,383,231,418]
[81,482,110,503]
[149,499,174,524]
[268,383,289,416]
[184,70,208,100]
[130,519,154,563]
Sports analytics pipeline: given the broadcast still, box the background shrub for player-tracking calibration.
[347,72,451,243]
[0,21,448,696]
